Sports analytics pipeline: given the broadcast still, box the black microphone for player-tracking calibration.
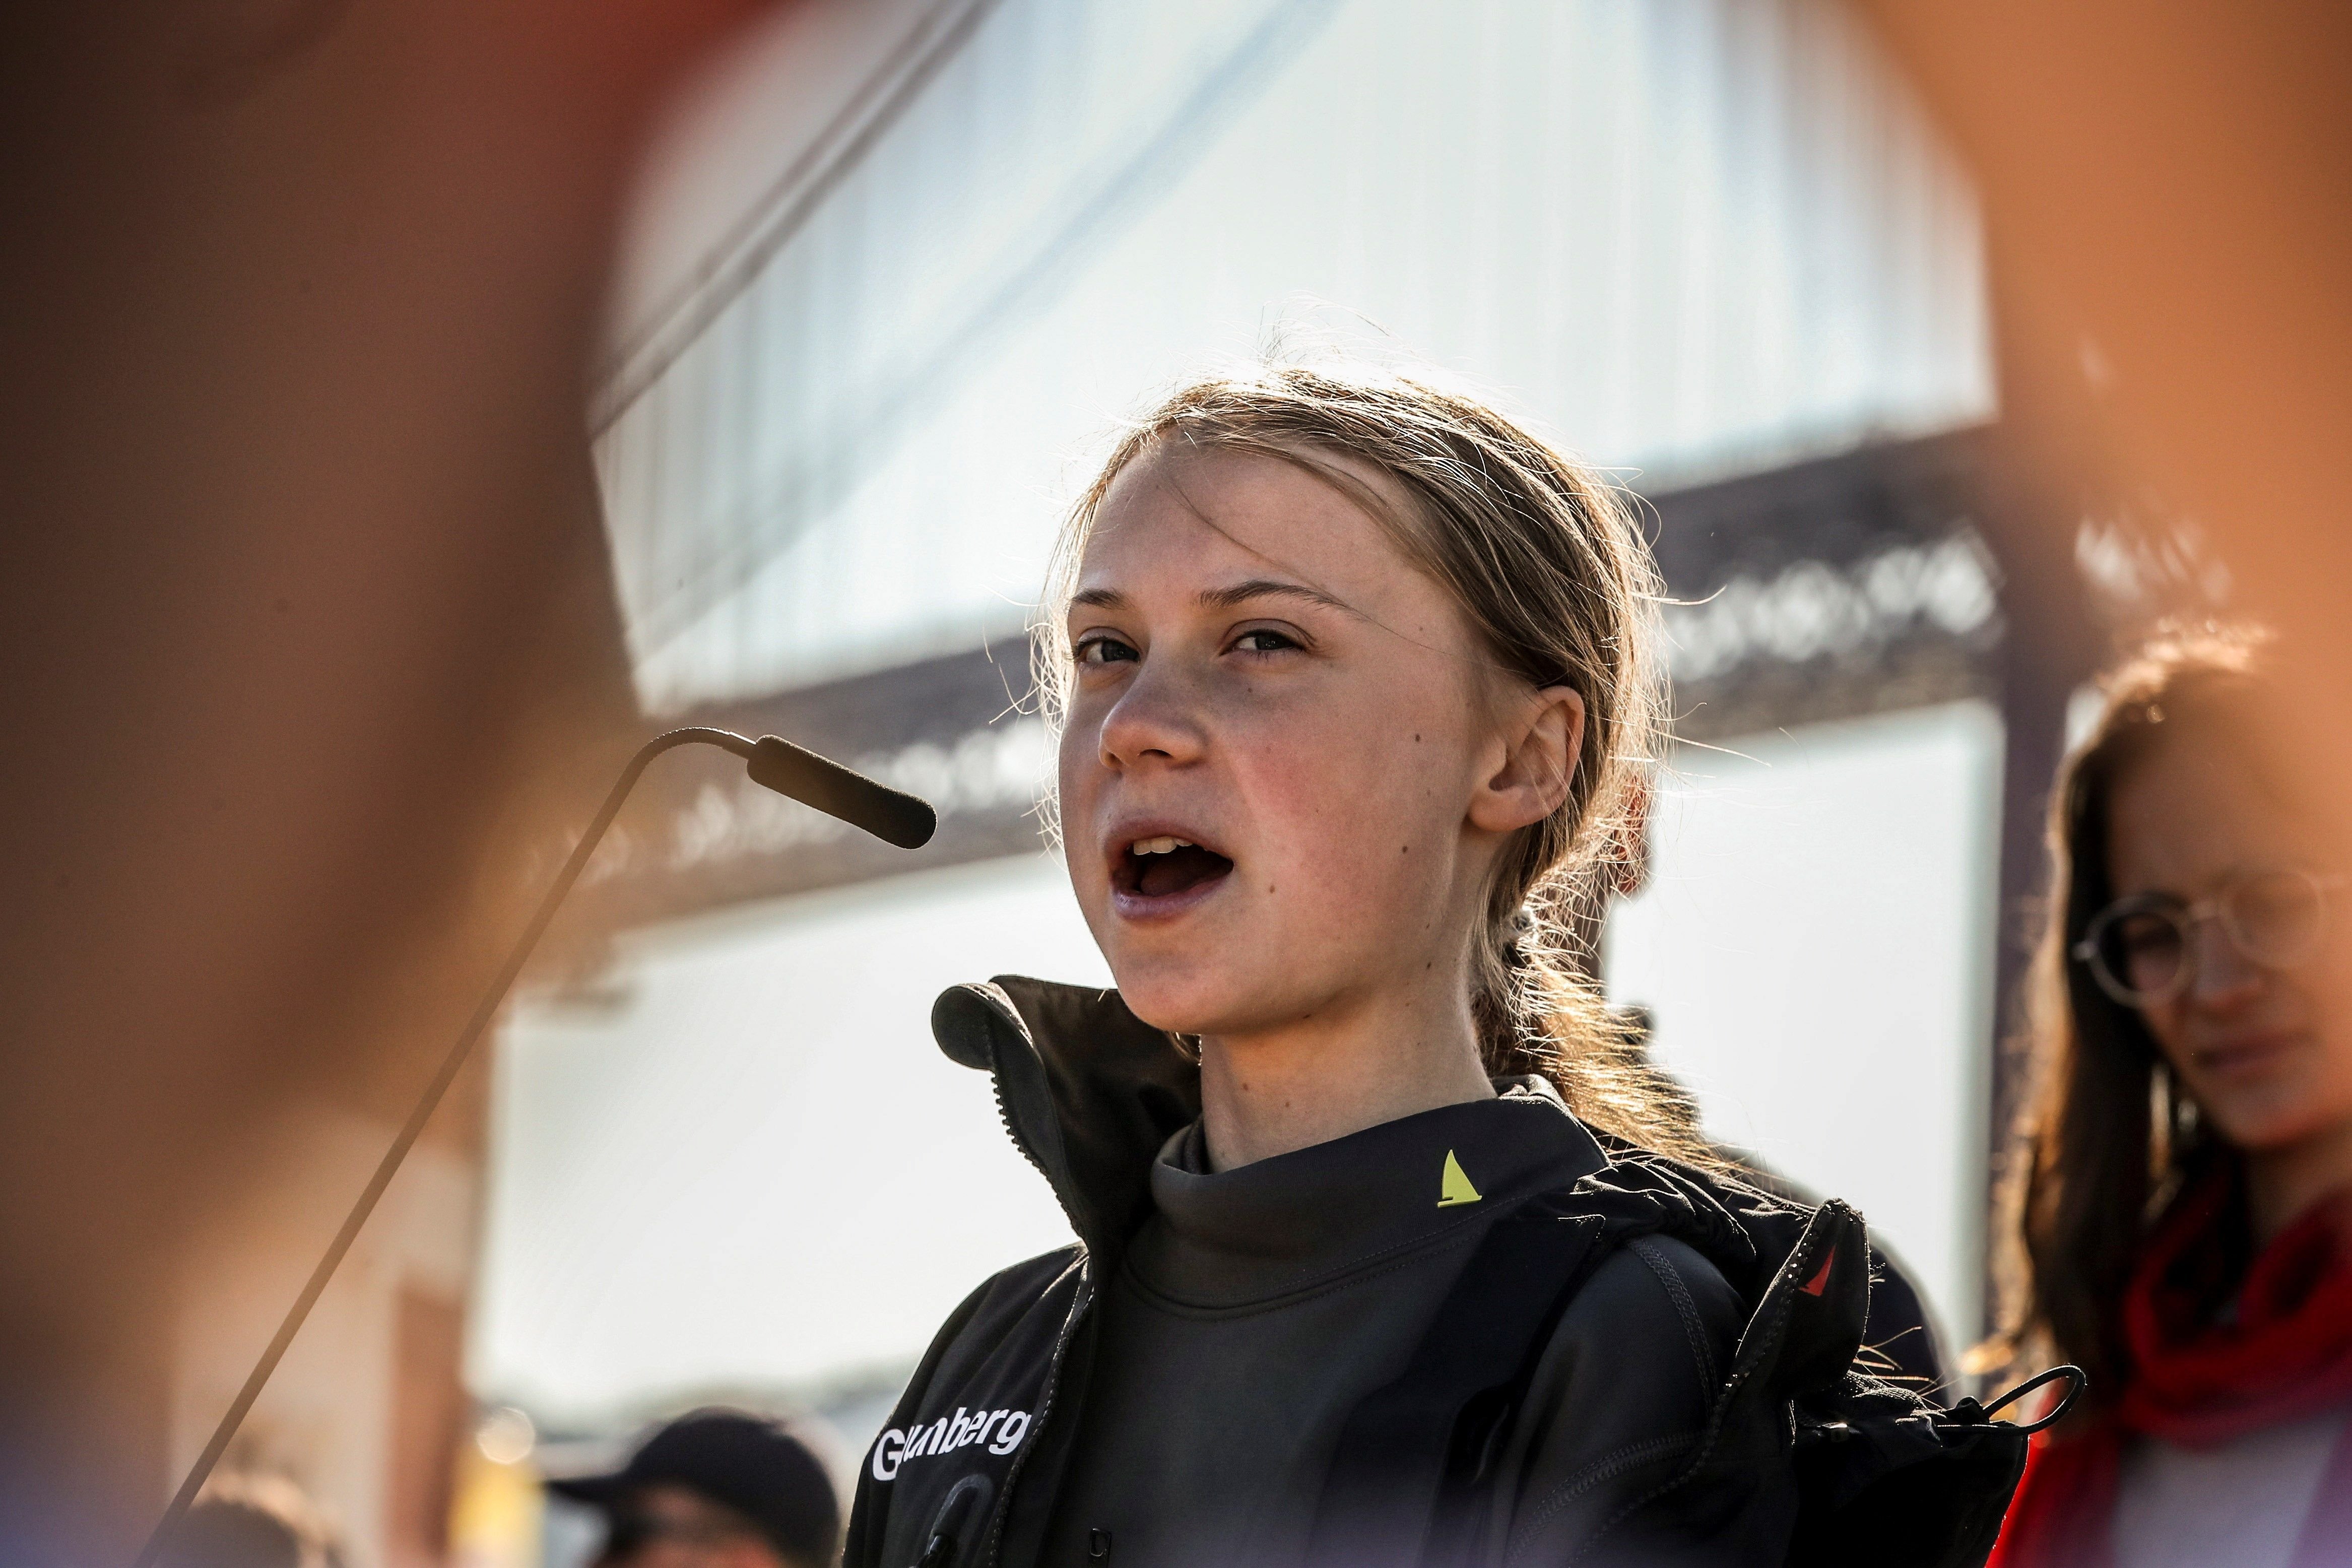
[744,733,935,849]
[132,727,932,1568]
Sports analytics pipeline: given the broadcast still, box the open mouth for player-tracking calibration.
[1113,835,1235,903]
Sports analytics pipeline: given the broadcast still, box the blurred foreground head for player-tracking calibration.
[157,1475,344,1568]
[550,1409,841,1568]
[1864,1,2352,885]
[0,0,769,1559]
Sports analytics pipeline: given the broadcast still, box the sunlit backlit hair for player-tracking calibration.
[1035,359,1705,1160]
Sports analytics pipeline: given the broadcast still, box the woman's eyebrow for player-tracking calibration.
[1068,580,1359,616]
[1197,578,1359,615]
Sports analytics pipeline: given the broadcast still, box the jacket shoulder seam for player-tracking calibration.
[1625,1234,1719,1392]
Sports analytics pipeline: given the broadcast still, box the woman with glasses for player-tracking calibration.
[1986,627,2352,1568]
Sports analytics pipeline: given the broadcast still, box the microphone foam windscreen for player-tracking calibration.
[745,735,936,850]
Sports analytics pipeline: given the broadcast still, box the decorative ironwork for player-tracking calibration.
[565,425,2006,930]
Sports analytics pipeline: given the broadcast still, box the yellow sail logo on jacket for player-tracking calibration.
[1436,1149,1482,1207]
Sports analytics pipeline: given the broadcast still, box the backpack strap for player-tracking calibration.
[1308,1181,2039,1568]
[1695,1199,2033,1568]
[1306,1198,1612,1568]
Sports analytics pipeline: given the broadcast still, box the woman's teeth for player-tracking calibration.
[1115,835,1234,903]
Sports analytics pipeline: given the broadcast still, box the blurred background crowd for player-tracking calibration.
[4,1,2346,1565]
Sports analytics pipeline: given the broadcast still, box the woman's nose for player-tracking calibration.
[1097,659,1207,770]
[2186,918,2264,1006]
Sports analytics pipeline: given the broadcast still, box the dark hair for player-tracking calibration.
[1978,624,2273,1401]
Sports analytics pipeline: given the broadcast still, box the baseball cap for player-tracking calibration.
[547,1408,839,1565]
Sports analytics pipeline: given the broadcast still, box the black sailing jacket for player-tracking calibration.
[843,977,2025,1568]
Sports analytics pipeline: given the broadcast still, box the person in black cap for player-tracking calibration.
[548,1408,840,1568]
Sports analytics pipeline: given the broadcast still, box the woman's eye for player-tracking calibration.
[1074,633,1139,667]
[1230,628,1301,655]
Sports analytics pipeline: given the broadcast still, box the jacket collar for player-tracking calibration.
[931,975,1202,1259]
[1133,1079,1608,1308]
[928,976,1831,1317]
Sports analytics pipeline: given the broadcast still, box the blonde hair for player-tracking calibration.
[1036,360,1704,1159]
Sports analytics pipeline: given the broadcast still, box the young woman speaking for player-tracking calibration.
[845,362,1919,1568]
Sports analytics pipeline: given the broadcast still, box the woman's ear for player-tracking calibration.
[1469,685,1585,834]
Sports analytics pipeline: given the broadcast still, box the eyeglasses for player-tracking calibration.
[2073,866,2345,1008]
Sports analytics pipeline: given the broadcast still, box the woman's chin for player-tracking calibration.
[1114,984,1236,1039]
[2205,1088,2347,1156]
[1107,964,1298,1042]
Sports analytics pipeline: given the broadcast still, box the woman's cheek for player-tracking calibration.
[1056,749,1109,907]
[1298,766,1444,916]
[2318,936,2352,1042]
[2312,973,2352,1111]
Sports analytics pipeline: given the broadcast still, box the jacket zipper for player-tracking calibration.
[989,1065,1052,1184]
[982,1004,1094,1246]
[1554,1212,1834,1567]
[975,1011,1099,1568]
[981,1271,1094,1568]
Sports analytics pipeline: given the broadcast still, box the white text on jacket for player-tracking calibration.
[870,1407,1031,1480]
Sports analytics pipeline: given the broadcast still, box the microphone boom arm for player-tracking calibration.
[133,727,933,1568]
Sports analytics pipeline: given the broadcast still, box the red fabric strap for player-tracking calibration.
[1990,1171,2352,1566]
